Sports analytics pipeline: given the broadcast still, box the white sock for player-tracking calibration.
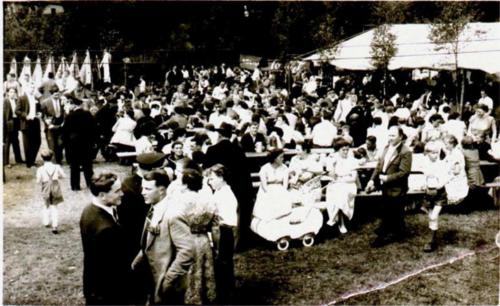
[42,206,50,226]
[50,206,58,229]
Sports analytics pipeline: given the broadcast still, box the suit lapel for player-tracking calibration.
[145,202,169,251]
[386,144,403,171]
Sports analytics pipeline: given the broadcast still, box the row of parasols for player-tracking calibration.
[7,50,112,87]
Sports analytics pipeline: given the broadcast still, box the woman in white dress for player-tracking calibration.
[110,108,137,152]
[252,149,292,221]
[325,139,358,233]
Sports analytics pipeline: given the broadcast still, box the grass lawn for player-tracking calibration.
[3,162,499,305]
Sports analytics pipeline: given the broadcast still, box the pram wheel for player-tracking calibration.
[277,237,290,251]
[302,233,315,247]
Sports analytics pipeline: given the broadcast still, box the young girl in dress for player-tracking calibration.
[36,149,65,233]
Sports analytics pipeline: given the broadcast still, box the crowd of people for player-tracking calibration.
[3,61,499,304]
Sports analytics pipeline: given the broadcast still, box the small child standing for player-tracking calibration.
[36,149,65,234]
[422,142,450,252]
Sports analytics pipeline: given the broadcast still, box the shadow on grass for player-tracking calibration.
[234,277,277,305]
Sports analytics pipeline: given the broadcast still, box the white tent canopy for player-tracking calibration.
[303,22,500,75]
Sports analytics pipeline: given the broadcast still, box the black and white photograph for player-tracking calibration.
[2,1,500,305]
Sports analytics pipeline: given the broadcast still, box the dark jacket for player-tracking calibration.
[62,108,97,163]
[240,132,267,153]
[80,204,131,305]
[15,95,40,131]
[370,143,412,197]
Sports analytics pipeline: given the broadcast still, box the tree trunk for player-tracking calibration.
[460,69,465,114]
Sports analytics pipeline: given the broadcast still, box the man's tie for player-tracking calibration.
[141,207,154,250]
[112,207,120,225]
[53,99,60,118]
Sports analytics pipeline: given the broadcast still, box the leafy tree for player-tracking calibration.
[370,24,397,95]
[429,2,479,112]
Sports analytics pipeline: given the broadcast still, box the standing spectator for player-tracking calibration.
[118,152,166,305]
[15,85,42,168]
[4,72,22,95]
[133,170,194,305]
[181,169,217,305]
[40,86,65,164]
[80,172,131,305]
[36,149,65,233]
[204,122,253,249]
[207,164,237,304]
[365,126,412,247]
[478,89,493,114]
[3,88,24,166]
[62,95,97,190]
[37,72,58,100]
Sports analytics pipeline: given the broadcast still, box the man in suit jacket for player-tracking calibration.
[15,89,41,168]
[62,94,97,190]
[365,126,412,247]
[3,88,24,166]
[132,170,194,305]
[118,152,167,304]
[40,86,65,164]
[80,172,131,305]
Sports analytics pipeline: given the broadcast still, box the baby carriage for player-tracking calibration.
[250,174,324,251]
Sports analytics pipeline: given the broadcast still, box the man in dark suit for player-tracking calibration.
[3,88,24,166]
[40,86,65,164]
[365,125,412,247]
[204,122,254,249]
[80,172,131,305]
[62,94,97,190]
[15,90,41,168]
[240,121,267,152]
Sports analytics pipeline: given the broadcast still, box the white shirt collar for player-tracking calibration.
[91,197,115,218]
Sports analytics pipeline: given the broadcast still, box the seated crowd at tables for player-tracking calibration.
[3,63,499,305]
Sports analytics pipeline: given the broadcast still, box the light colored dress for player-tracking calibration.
[252,163,292,221]
[325,154,358,223]
[444,147,468,204]
[181,190,217,305]
[110,116,137,147]
[288,153,324,205]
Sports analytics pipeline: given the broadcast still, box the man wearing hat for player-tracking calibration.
[204,122,254,249]
[40,86,65,164]
[62,94,97,190]
[118,152,166,304]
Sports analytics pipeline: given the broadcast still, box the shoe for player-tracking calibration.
[423,241,437,252]
[326,219,335,226]
[339,223,348,234]
[52,228,59,234]
[44,224,51,228]
[6,164,12,169]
